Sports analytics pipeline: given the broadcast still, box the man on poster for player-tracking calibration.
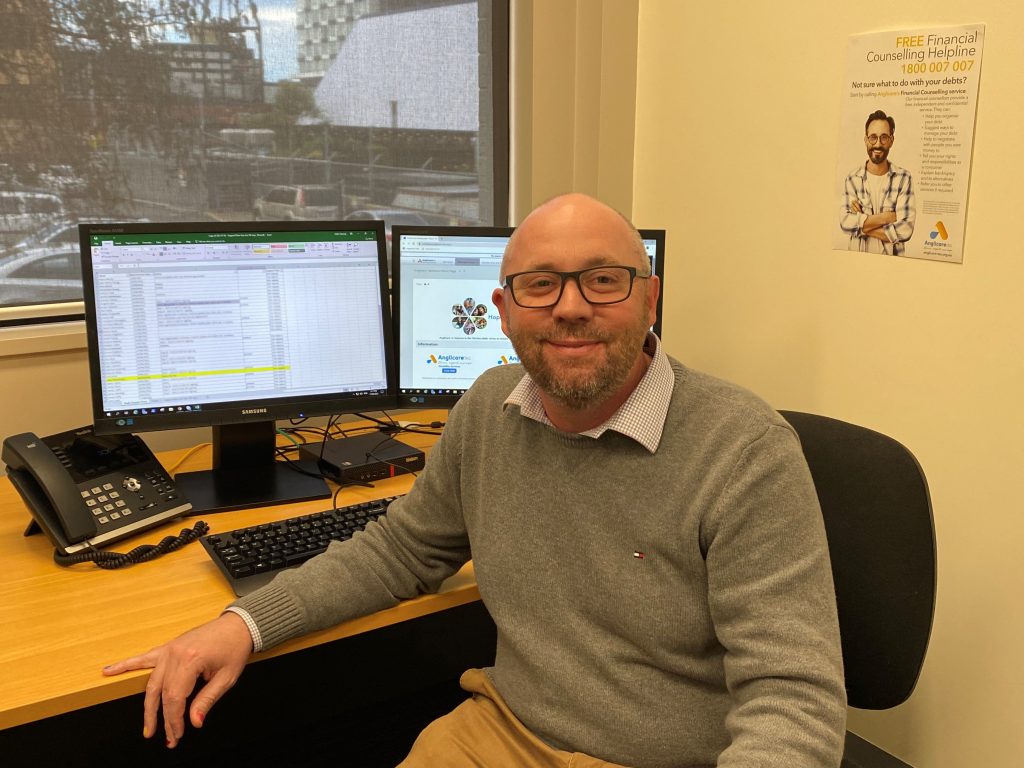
[840,109,916,255]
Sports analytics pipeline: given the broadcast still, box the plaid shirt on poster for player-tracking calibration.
[839,161,916,255]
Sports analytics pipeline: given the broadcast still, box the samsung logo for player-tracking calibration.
[241,408,268,415]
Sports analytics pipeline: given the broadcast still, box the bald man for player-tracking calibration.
[106,194,846,767]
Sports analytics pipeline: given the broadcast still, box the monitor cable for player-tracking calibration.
[53,520,210,569]
[357,411,445,436]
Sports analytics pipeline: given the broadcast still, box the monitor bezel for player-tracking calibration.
[639,228,666,338]
[390,224,666,409]
[80,219,399,437]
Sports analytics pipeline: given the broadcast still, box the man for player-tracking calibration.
[105,194,846,766]
[840,109,916,255]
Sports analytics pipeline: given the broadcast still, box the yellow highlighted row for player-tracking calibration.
[107,365,289,382]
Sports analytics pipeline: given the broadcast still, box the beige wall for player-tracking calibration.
[632,2,1023,765]
[0,325,208,456]
[511,0,639,220]
[0,326,92,441]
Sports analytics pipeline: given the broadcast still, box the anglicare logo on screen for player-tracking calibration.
[426,353,470,365]
[450,296,490,336]
[497,354,520,365]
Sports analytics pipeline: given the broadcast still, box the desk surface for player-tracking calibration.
[0,413,479,730]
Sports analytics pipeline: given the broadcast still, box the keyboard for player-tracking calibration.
[200,495,402,596]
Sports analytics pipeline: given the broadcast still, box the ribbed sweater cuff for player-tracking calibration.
[230,582,306,651]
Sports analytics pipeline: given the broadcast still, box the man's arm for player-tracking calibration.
[103,420,472,746]
[861,210,896,233]
[880,170,916,246]
[705,424,847,767]
[839,175,868,236]
[840,171,915,253]
[232,426,472,647]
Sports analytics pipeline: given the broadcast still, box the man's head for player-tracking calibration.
[864,109,896,167]
[492,193,660,412]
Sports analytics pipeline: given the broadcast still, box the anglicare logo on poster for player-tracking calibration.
[497,354,520,365]
[921,220,955,259]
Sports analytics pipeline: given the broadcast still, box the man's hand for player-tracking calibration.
[102,611,253,748]
[850,199,863,214]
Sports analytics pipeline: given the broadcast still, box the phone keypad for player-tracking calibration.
[79,479,129,525]
[82,470,180,529]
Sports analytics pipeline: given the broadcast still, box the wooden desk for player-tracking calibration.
[0,414,482,732]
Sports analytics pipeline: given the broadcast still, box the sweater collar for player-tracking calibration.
[504,332,673,453]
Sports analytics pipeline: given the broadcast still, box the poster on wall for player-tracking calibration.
[833,24,984,264]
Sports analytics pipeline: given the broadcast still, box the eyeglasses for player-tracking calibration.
[866,133,893,146]
[502,266,650,308]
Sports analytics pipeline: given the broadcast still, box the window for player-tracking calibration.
[0,0,508,325]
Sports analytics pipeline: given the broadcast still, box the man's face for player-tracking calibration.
[864,118,894,165]
[491,196,660,411]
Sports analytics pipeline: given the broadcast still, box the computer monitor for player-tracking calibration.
[391,225,666,408]
[80,220,397,514]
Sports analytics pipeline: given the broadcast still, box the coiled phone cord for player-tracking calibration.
[53,521,210,569]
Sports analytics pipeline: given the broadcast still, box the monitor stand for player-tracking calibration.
[175,421,330,515]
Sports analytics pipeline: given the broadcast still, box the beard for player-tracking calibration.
[508,307,651,411]
[867,145,889,164]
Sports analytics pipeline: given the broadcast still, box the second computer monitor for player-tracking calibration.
[392,225,666,408]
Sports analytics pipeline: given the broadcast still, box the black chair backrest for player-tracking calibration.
[779,411,936,710]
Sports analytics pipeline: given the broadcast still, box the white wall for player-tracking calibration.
[633,2,1023,765]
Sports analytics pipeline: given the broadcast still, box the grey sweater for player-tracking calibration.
[236,359,846,767]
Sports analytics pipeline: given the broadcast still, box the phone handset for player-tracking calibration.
[3,432,95,546]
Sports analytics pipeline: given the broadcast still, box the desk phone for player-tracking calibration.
[2,425,191,555]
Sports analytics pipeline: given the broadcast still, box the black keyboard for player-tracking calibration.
[200,495,401,596]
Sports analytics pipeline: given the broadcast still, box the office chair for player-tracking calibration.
[778,411,936,710]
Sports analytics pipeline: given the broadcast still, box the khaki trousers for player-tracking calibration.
[398,668,629,768]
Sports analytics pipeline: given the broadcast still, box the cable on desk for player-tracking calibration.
[330,479,374,511]
[53,521,210,569]
[358,411,445,436]
[355,411,401,431]
[276,428,302,448]
[319,413,342,464]
[278,426,330,445]
[396,421,445,435]
[165,442,212,476]
[272,448,336,480]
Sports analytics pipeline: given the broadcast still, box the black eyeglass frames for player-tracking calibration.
[502,265,651,308]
